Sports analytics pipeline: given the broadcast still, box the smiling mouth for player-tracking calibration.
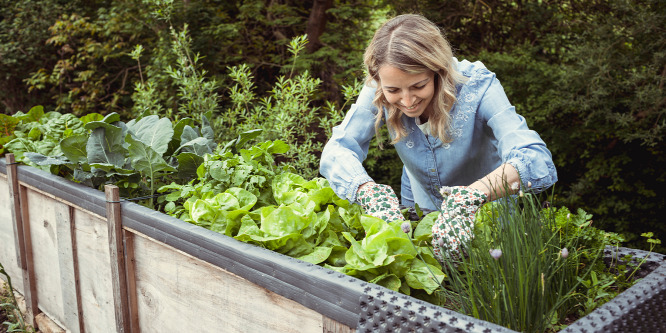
[401,100,421,111]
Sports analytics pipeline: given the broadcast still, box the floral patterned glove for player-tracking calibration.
[357,183,404,223]
[431,186,487,262]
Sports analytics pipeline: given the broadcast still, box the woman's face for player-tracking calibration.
[378,65,436,120]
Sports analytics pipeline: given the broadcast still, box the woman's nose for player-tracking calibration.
[401,92,416,107]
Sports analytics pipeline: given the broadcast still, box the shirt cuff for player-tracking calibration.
[347,174,375,204]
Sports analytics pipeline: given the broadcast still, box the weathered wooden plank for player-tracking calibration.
[24,189,66,323]
[105,185,130,333]
[0,167,23,292]
[18,181,106,222]
[130,231,325,333]
[55,204,83,333]
[73,207,116,333]
[19,184,39,326]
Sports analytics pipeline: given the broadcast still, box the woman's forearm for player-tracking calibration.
[468,163,521,201]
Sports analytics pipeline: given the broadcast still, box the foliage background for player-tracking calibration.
[1,0,664,253]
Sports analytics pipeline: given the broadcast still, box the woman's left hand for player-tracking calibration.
[431,186,487,262]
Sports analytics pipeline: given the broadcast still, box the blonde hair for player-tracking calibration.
[363,14,465,144]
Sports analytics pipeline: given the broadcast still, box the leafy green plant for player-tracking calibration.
[219,35,353,179]
[401,183,656,332]
[1,262,34,333]
[159,137,445,295]
[5,107,216,209]
[3,105,95,170]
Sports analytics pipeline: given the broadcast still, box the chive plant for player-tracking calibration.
[431,183,604,332]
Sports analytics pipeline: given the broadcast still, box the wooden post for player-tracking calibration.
[6,154,25,269]
[6,154,40,326]
[105,185,130,333]
[123,230,140,332]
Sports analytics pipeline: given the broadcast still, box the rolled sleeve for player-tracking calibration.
[480,77,558,192]
[319,84,380,202]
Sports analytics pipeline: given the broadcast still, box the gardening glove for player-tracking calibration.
[431,186,487,262]
[357,183,405,223]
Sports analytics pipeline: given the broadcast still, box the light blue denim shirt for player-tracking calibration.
[319,58,557,211]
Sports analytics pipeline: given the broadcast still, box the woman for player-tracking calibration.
[319,14,557,261]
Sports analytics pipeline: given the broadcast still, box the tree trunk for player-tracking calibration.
[305,0,333,53]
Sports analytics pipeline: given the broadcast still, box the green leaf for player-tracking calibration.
[176,152,204,179]
[414,211,439,243]
[0,113,20,137]
[89,163,136,176]
[179,126,212,155]
[60,134,88,164]
[126,134,176,176]
[86,127,126,167]
[225,187,257,211]
[24,152,69,166]
[17,105,44,123]
[297,246,333,264]
[404,259,445,294]
[235,129,263,149]
[79,113,104,124]
[126,115,174,155]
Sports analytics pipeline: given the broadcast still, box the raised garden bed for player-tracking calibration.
[0,158,664,333]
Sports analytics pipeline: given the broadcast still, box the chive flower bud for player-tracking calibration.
[489,249,502,260]
[561,247,569,259]
[401,221,411,234]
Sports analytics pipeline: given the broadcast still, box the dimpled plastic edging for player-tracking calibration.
[356,283,517,333]
[562,247,666,333]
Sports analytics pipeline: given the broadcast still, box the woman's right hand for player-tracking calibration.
[356,182,404,223]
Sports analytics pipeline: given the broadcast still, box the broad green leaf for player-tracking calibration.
[24,153,69,166]
[235,215,263,242]
[214,193,240,211]
[28,126,42,140]
[190,199,216,228]
[297,246,333,265]
[260,205,311,237]
[89,163,136,176]
[225,187,257,211]
[200,115,216,152]
[0,113,20,137]
[16,105,44,123]
[127,115,173,155]
[80,113,104,124]
[176,152,203,179]
[179,126,212,155]
[369,273,401,292]
[404,260,445,294]
[265,234,313,257]
[126,134,176,176]
[86,127,125,167]
[60,134,88,164]
[414,211,439,243]
[172,118,194,142]
[266,140,290,154]
[235,129,263,149]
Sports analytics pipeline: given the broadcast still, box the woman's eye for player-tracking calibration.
[413,85,426,90]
